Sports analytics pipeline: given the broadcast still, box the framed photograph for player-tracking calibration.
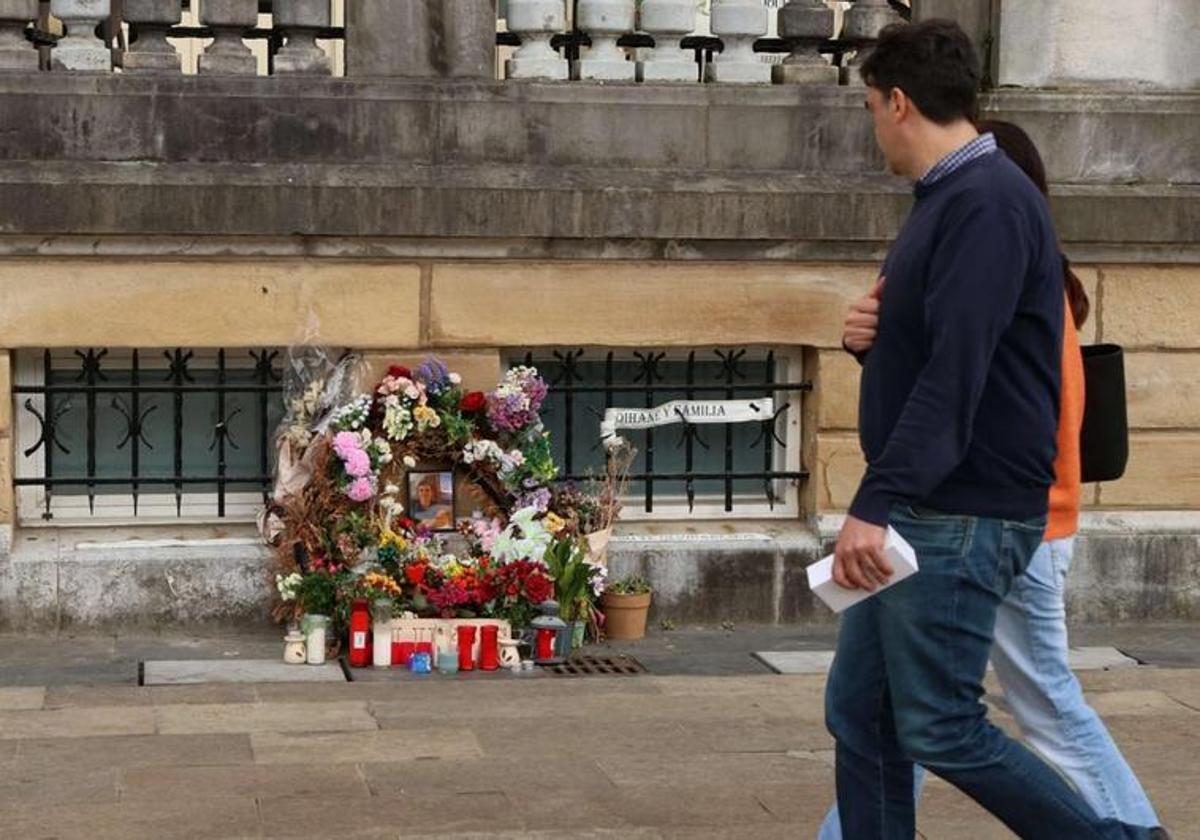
[406,470,456,531]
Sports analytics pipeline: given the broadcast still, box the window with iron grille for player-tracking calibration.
[13,348,284,524]
[513,348,809,519]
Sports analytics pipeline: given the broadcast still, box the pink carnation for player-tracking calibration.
[347,476,375,502]
[332,431,361,458]
[343,448,372,478]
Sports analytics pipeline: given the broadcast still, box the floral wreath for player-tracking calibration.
[268,357,632,640]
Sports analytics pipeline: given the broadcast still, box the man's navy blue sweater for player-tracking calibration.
[849,151,1064,526]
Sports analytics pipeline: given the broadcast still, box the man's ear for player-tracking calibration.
[889,87,909,122]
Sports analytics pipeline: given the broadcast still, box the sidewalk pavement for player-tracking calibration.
[0,625,1197,839]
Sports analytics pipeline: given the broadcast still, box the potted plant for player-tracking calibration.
[602,574,653,641]
[543,534,604,649]
[293,572,340,664]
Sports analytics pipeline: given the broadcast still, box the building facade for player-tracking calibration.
[1,0,1197,629]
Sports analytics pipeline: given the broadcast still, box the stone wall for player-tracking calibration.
[815,264,1200,515]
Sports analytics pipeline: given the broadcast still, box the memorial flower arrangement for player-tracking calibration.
[268,357,625,651]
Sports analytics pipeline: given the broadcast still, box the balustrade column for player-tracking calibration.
[122,0,180,74]
[840,0,904,86]
[505,0,568,80]
[637,0,697,83]
[0,0,39,71]
[198,0,256,75]
[573,0,635,82]
[773,0,836,85]
[274,0,330,75]
[50,0,110,70]
[706,0,770,84]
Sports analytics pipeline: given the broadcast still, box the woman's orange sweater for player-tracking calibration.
[1046,301,1085,540]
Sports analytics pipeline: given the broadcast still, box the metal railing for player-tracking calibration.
[13,348,283,520]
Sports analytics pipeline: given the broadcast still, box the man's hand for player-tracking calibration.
[833,514,893,591]
[843,276,885,355]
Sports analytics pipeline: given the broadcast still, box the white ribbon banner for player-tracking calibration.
[599,398,773,441]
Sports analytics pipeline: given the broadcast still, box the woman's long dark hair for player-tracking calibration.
[976,119,1090,329]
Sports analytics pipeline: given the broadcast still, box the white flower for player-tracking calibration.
[449,373,462,385]
[404,385,421,400]
[403,455,417,468]
[276,572,302,601]
[384,483,400,496]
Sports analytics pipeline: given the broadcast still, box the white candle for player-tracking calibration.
[373,619,392,668]
[305,623,327,665]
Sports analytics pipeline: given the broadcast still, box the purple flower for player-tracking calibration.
[516,486,551,512]
[414,357,452,396]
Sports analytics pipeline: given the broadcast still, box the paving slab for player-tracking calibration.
[361,756,615,798]
[259,791,521,837]
[756,646,1141,675]
[0,795,262,840]
[0,705,155,739]
[0,686,44,710]
[252,728,482,765]
[917,786,1017,840]
[15,732,254,772]
[753,650,836,674]
[604,783,780,828]
[1066,646,1141,670]
[120,762,372,803]
[596,751,829,789]
[471,718,702,761]
[155,700,376,735]
[1084,689,1197,717]
[0,766,119,812]
[44,683,259,707]
[144,659,346,685]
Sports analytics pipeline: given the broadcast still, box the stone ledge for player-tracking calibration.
[5,162,1197,246]
[7,76,1198,184]
[4,518,1199,628]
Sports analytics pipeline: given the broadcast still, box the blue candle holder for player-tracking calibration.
[409,651,432,674]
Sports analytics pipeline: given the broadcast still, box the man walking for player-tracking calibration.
[824,20,1152,839]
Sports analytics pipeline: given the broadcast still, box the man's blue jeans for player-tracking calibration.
[824,506,1152,839]
[817,538,1160,838]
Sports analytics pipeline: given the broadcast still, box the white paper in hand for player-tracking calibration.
[806,526,919,613]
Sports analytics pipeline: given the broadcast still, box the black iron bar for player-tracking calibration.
[14,384,282,394]
[41,349,53,520]
[216,349,227,518]
[16,476,276,486]
[131,349,141,516]
[555,471,807,483]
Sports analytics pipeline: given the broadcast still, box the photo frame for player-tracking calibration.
[406,470,456,532]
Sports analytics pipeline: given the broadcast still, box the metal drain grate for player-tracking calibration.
[545,654,648,677]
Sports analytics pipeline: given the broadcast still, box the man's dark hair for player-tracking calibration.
[859,20,980,124]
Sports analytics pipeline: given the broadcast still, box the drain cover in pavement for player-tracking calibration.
[544,654,647,677]
[142,659,347,685]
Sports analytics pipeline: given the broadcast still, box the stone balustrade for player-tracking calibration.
[502,0,875,86]
[5,1,891,86]
[13,0,345,76]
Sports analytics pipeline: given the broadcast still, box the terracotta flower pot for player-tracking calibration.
[601,590,652,640]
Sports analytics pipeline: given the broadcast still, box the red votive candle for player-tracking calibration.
[397,641,415,667]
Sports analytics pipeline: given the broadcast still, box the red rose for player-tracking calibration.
[459,391,486,413]
[388,365,412,379]
[404,564,426,586]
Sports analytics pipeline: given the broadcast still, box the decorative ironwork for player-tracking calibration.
[14,348,284,521]
[521,348,810,515]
